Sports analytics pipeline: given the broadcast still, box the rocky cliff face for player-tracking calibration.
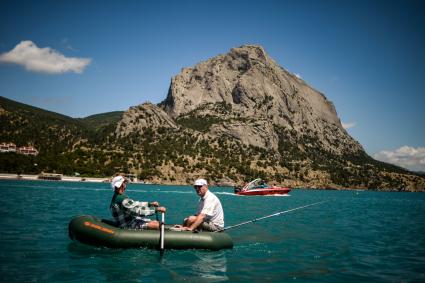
[112,45,424,191]
[116,103,177,137]
[159,45,362,154]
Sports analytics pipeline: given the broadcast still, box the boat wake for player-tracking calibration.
[264,194,291,197]
[215,192,238,196]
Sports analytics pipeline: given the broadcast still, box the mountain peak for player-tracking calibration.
[2,56,424,190]
[161,45,277,117]
[229,44,269,63]
[158,45,359,154]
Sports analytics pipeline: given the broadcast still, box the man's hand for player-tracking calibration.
[173,224,193,231]
[181,226,193,231]
[156,206,166,213]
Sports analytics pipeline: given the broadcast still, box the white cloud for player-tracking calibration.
[342,121,356,129]
[374,146,425,172]
[0,40,91,74]
[294,73,301,79]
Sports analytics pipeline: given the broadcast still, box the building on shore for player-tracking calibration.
[0,142,17,152]
[38,172,62,181]
[17,146,39,156]
[0,142,39,156]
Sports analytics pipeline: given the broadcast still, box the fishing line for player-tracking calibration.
[218,200,329,232]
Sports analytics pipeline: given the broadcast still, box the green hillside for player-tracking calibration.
[0,96,423,190]
[0,96,119,176]
[0,96,87,152]
[79,111,124,130]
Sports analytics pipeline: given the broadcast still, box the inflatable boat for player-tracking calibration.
[68,215,233,250]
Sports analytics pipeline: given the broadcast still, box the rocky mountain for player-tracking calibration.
[116,103,177,137]
[1,46,424,191]
[160,45,362,154]
[111,45,423,191]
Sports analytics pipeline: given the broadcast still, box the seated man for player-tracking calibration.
[179,178,224,232]
[110,175,166,229]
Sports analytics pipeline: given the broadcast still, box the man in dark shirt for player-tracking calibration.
[110,175,166,229]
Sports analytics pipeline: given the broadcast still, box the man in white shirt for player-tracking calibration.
[181,178,224,232]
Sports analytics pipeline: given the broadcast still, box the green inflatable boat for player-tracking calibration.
[68,215,233,250]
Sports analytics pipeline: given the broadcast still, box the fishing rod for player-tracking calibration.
[218,200,329,232]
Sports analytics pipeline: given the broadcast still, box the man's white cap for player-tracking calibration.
[111,175,126,189]
[194,178,208,186]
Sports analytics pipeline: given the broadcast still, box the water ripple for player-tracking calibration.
[0,182,424,282]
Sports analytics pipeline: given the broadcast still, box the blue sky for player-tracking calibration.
[1,0,424,171]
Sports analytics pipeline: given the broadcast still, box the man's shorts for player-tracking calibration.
[131,217,152,229]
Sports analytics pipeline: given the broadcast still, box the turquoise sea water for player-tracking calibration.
[0,180,424,282]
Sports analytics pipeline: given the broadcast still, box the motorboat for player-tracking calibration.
[234,178,291,196]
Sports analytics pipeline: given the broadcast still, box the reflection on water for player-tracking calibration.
[160,250,228,283]
[190,251,228,282]
[68,243,156,281]
[67,242,228,282]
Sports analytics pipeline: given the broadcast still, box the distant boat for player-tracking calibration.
[234,178,291,196]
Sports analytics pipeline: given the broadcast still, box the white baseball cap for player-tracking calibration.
[111,175,126,189]
[194,178,208,186]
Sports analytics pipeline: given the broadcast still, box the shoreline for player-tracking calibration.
[0,173,422,192]
[0,173,109,183]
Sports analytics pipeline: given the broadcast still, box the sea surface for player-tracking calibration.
[0,180,424,282]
